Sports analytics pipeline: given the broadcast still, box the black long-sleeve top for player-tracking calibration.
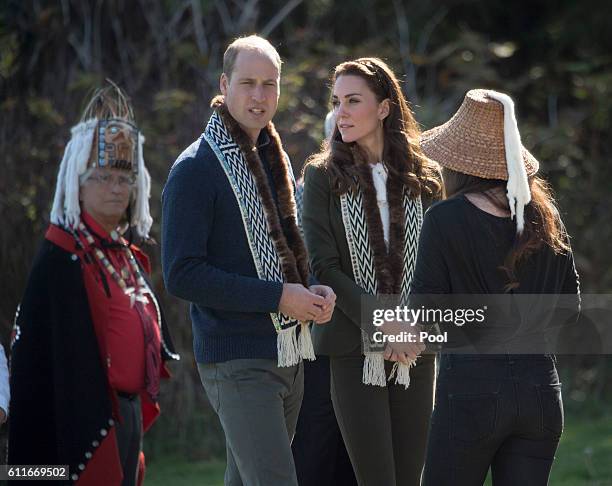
[410,194,580,353]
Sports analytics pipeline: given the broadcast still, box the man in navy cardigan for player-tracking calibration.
[162,35,335,485]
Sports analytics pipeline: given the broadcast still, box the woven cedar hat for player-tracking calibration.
[421,89,539,180]
[421,89,538,233]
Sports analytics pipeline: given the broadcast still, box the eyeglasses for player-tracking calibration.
[87,172,136,188]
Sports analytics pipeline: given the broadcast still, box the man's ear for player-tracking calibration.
[220,73,229,96]
[379,98,390,120]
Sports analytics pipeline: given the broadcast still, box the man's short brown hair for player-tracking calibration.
[223,35,282,79]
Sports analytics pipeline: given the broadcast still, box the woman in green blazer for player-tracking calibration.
[302,58,442,486]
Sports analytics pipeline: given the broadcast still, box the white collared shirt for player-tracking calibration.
[370,163,389,247]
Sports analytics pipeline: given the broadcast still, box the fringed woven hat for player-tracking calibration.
[421,89,539,232]
[50,81,153,238]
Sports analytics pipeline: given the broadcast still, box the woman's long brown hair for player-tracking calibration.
[442,167,570,290]
[304,57,441,199]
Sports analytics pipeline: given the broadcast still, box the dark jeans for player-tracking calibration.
[330,354,436,486]
[423,354,563,486]
[292,356,357,486]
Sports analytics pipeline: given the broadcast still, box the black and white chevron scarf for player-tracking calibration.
[340,165,423,387]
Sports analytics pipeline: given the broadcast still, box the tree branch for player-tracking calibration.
[214,0,234,35]
[260,0,303,37]
[190,0,209,56]
[392,0,417,103]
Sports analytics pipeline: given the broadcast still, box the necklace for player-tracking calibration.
[68,221,177,362]
[76,222,150,307]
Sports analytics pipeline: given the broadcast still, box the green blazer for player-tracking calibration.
[302,163,436,356]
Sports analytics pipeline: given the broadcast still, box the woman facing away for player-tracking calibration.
[410,89,580,485]
[301,57,442,485]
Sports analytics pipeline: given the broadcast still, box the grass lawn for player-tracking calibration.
[145,458,225,486]
[145,413,612,486]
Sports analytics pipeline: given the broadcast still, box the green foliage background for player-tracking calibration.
[1,0,611,463]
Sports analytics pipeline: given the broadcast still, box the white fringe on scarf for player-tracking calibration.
[298,323,316,361]
[277,327,299,367]
[363,353,386,386]
[388,360,415,389]
[363,352,415,388]
[277,323,316,367]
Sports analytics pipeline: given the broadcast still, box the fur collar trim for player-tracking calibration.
[352,148,406,295]
[212,96,309,286]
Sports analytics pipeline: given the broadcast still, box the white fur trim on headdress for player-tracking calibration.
[133,132,153,238]
[50,119,153,239]
[486,91,531,233]
[50,118,97,229]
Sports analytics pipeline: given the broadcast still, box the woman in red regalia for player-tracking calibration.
[8,83,179,486]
